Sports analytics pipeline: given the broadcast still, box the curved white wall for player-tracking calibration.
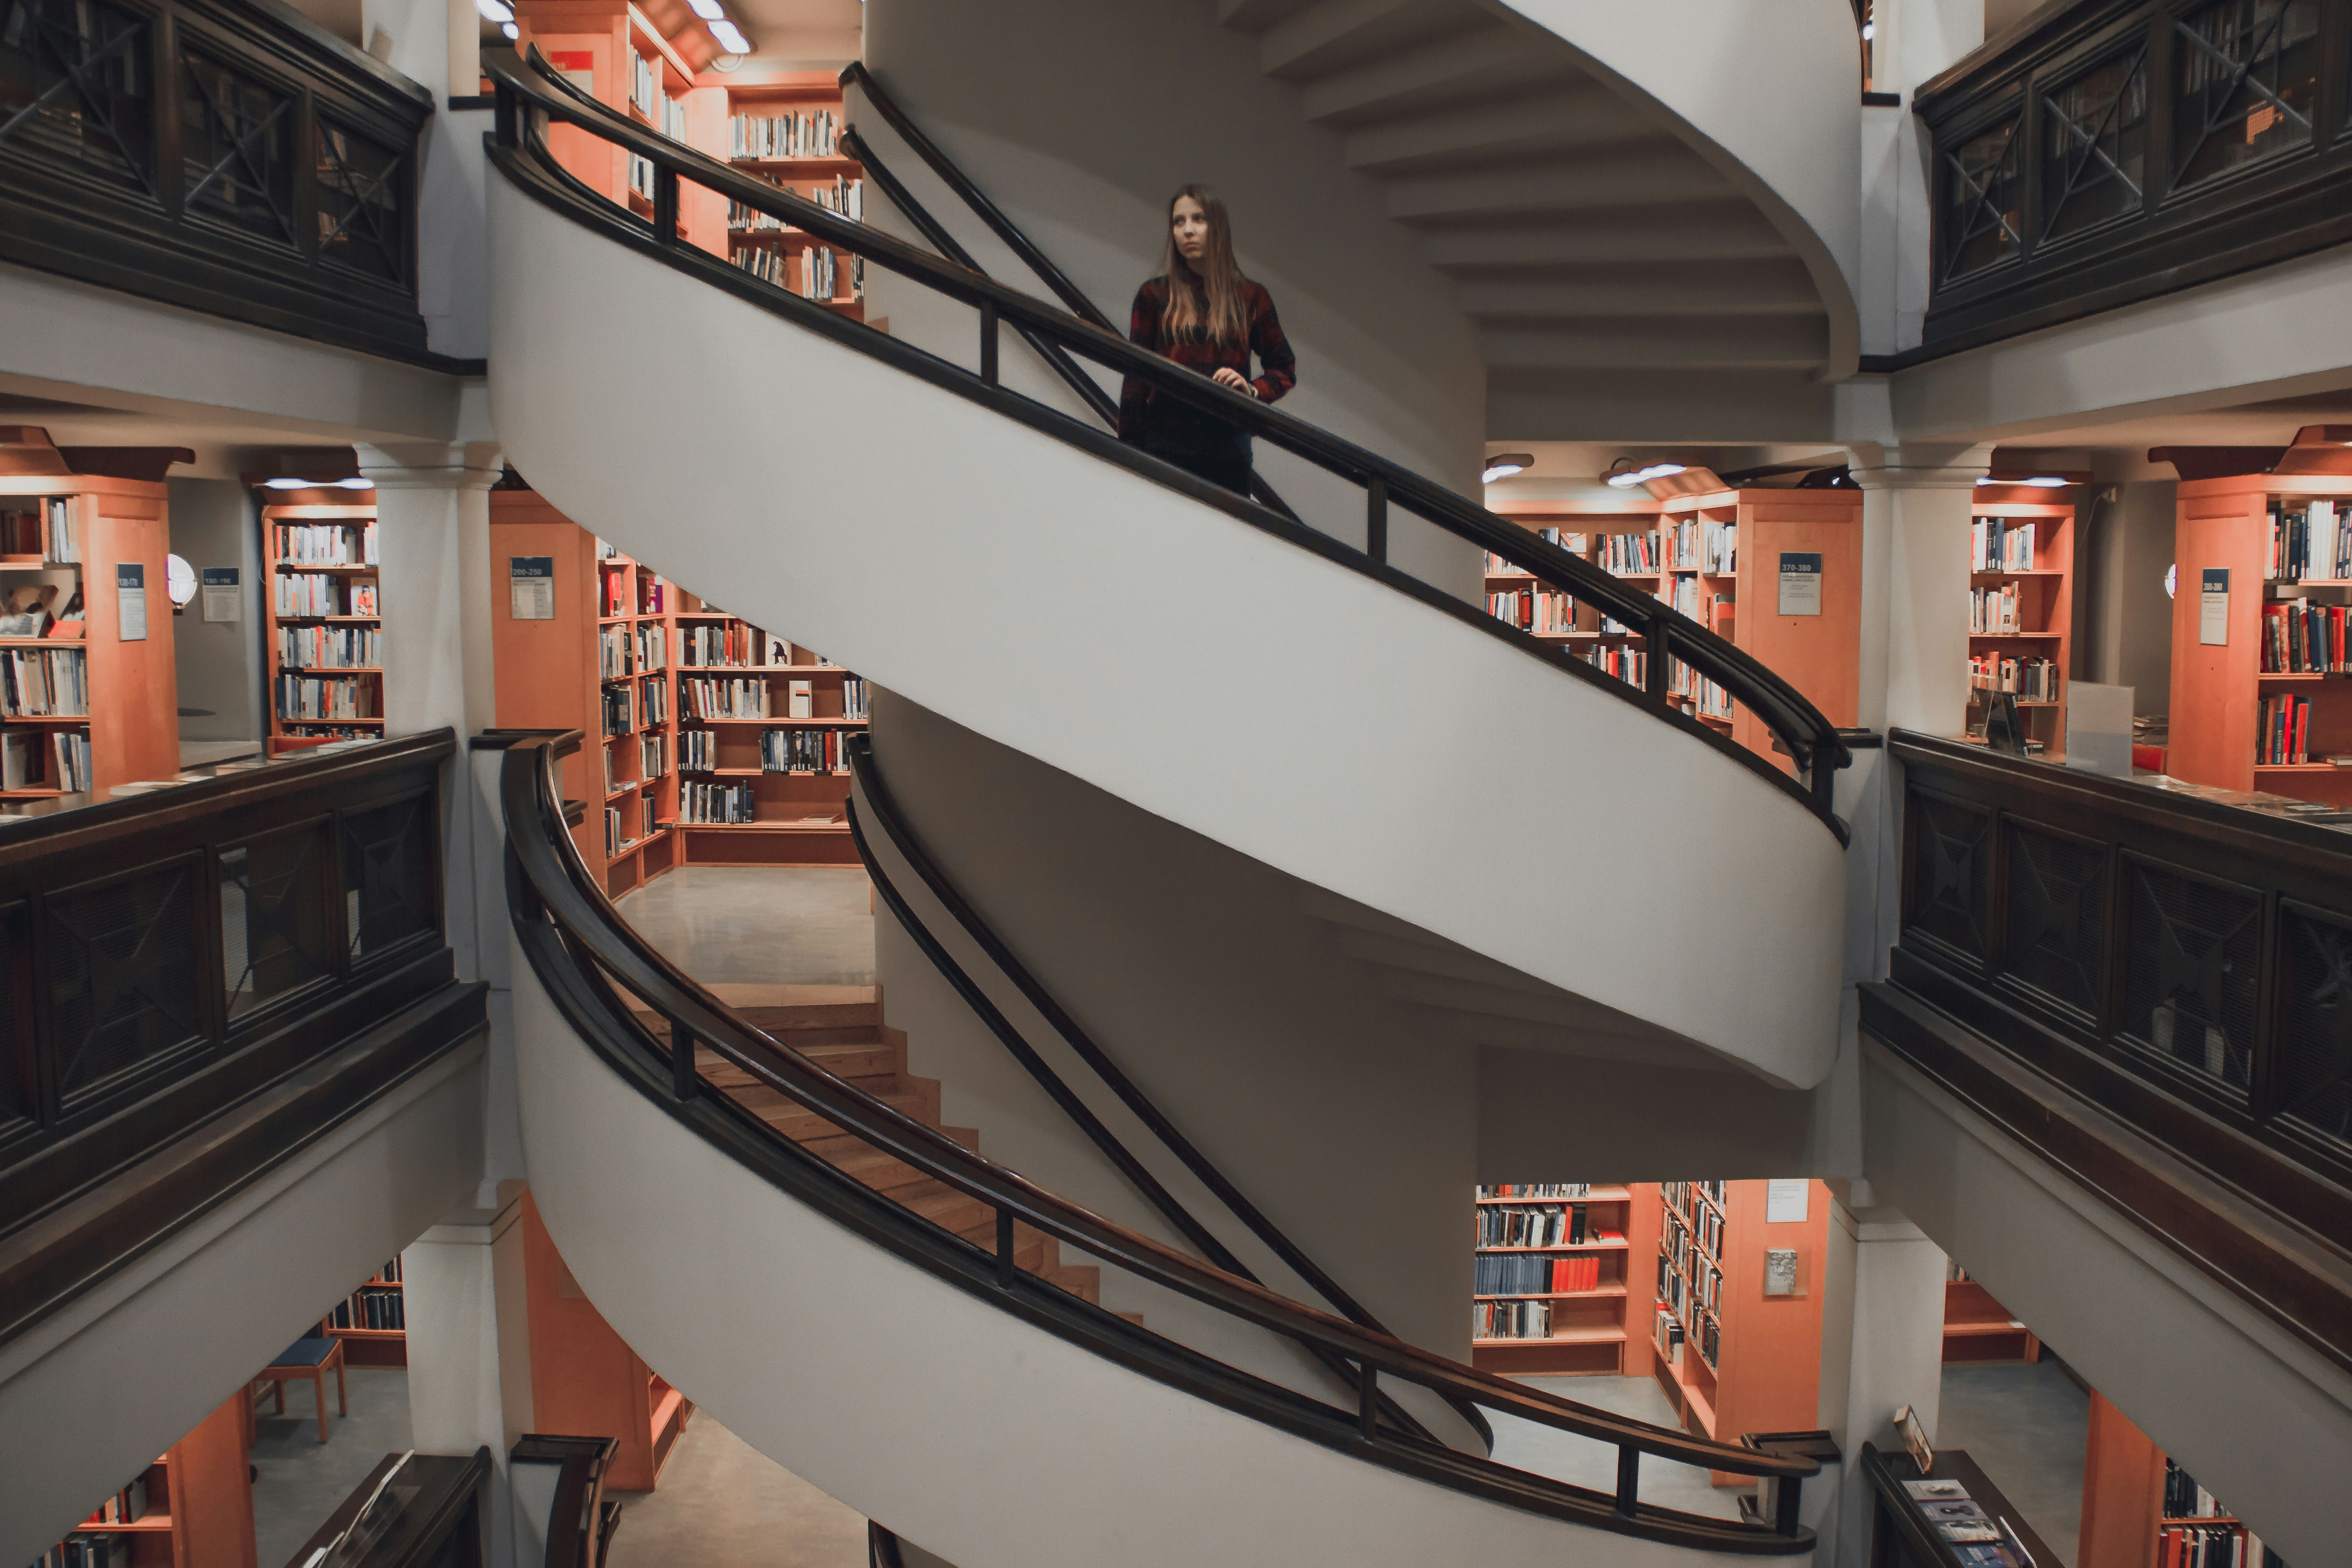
[490,176,1845,1087]
[511,956,1795,1568]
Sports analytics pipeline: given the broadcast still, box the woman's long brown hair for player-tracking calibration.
[1156,184,1250,348]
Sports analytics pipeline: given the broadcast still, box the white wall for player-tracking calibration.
[2081,481,2176,719]
[363,0,492,359]
[490,174,1850,1089]
[167,477,265,744]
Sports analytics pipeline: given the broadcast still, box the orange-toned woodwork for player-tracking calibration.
[0,472,178,799]
[2169,471,2352,803]
[514,0,691,204]
[259,489,383,758]
[519,1191,691,1491]
[1965,482,2078,749]
[490,492,603,866]
[2078,1389,2165,1568]
[709,69,867,323]
[1468,1184,1643,1377]
[1942,1279,2040,1364]
[1619,1178,1663,1384]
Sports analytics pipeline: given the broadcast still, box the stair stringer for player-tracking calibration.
[489,171,1845,1089]
[510,947,1782,1568]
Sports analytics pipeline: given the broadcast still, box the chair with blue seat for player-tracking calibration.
[254,1335,347,1444]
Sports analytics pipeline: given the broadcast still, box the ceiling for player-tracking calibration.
[0,389,353,483]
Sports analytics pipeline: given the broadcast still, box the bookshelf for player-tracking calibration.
[2168,468,2352,803]
[1965,482,2078,751]
[320,1257,407,1368]
[520,1190,693,1490]
[261,488,382,757]
[1941,1264,2038,1364]
[36,1388,256,1568]
[1488,488,1863,773]
[718,70,866,318]
[2078,1391,2285,1568]
[490,487,681,897]
[514,0,727,252]
[0,463,177,800]
[1643,1180,1829,1475]
[1468,1184,1647,1375]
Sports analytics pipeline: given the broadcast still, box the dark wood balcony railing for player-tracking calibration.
[0,731,487,1348]
[1912,0,2352,355]
[0,0,440,362]
[1867,730,2352,1371]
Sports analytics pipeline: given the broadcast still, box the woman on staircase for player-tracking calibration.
[1116,184,1296,497]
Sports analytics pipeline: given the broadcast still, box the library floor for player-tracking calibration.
[250,1365,412,1568]
[1939,1358,2092,1566]
[608,1414,867,1568]
[615,867,875,985]
[1497,1375,1746,1519]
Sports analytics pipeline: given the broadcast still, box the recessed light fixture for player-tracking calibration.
[473,0,513,22]
[707,18,750,54]
[1606,461,1688,489]
[687,0,723,18]
[336,477,375,490]
[1977,475,2068,487]
[1481,452,1533,485]
[263,477,312,489]
[501,21,517,38]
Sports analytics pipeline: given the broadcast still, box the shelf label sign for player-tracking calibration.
[510,556,556,621]
[116,562,147,642]
[1777,551,1823,616]
[201,567,240,623]
[2199,568,2230,646]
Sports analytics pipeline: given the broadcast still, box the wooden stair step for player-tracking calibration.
[1041,1264,1101,1304]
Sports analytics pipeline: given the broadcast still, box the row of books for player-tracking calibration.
[2257,694,2312,766]
[1475,1253,1580,1297]
[733,246,788,287]
[843,675,870,720]
[1472,1299,1555,1339]
[805,173,863,220]
[1969,655,2060,701]
[2267,498,2350,583]
[1969,584,2033,634]
[1653,1303,1686,1366]
[1596,531,1661,575]
[637,622,667,670]
[604,804,627,855]
[1970,517,2038,573]
[1670,1187,1725,1255]
[38,1529,129,1564]
[1700,517,1735,574]
[627,51,682,133]
[0,647,86,715]
[0,499,76,561]
[324,1284,404,1332]
[627,152,657,204]
[679,675,769,719]
[274,521,377,566]
[1476,1183,1593,1199]
[602,685,634,736]
[2158,1461,2283,1568]
[274,674,377,720]
[600,624,632,679]
[641,675,669,725]
[1486,588,1575,635]
[800,245,856,302]
[679,779,757,823]
[1664,1179,1726,1211]
[1659,1245,1723,1315]
[1580,645,1647,687]
[1476,1201,1592,1250]
[1482,529,1588,578]
[279,625,379,670]
[730,108,839,161]
[598,564,632,617]
[677,727,716,772]
[1,729,89,791]
[2260,600,2349,673]
[276,574,379,617]
[681,622,781,666]
[760,726,848,773]
[1672,661,1734,720]
[1475,1254,1605,1297]
[639,733,666,781]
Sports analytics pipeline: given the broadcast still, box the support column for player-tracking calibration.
[403,1183,535,1568]
[1817,1184,1951,1568]
[1847,442,1993,735]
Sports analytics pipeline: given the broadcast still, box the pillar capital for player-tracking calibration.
[1842,441,1995,492]
[356,441,505,492]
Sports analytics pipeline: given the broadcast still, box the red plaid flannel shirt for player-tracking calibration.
[1116,276,1296,443]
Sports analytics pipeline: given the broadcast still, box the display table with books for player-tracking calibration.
[1862,1441,2060,1568]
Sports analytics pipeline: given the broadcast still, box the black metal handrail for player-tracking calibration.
[842,734,1475,1450]
[483,47,1851,834]
[500,735,1819,1551]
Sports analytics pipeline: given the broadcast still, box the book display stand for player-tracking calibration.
[720,70,866,317]
[0,436,178,799]
[1469,1184,1651,1375]
[1964,482,2076,753]
[260,485,383,757]
[34,1389,257,1568]
[2167,461,2352,804]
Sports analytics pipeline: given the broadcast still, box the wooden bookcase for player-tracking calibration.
[1490,488,1863,774]
[718,69,866,318]
[46,1387,257,1568]
[520,1190,692,1491]
[1965,482,2077,750]
[1468,1184,1649,1375]
[261,488,383,757]
[670,583,867,868]
[0,464,177,801]
[320,1257,407,1368]
[490,487,681,897]
[2078,1390,2280,1568]
[1942,1267,2038,1364]
[2169,469,2352,804]
[1644,1180,1829,1472]
[514,0,727,252]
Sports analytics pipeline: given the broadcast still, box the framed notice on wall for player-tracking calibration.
[1777,552,1823,616]
[510,557,555,621]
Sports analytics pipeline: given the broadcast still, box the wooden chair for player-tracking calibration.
[255,1335,347,1443]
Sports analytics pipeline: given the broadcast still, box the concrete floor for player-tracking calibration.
[250,1365,413,1568]
[608,1415,869,1568]
[181,739,263,768]
[615,867,876,985]
[1495,1374,1748,1521]
[1940,1359,2091,1567]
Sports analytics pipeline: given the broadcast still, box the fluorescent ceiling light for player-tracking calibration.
[1861,22,1874,38]
[264,477,312,489]
[687,0,724,18]
[1977,475,2068,487]
[708,18,750,54]
[336,477,376,490]
[473,0,513,22]
[1481,452,1533,485]
[1605,461,1688,489]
